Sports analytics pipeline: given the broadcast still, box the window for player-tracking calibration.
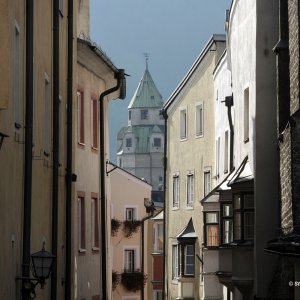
[59,0,64,15]
[173,175,180,208]
[216,137,220,177]
[91,98,98,149]
[129,110,131,120]
[91,197,99,249]
[159,176,163,182]
[195,103,204,137]
[141,109,148,120]
[205,212,219,247]
[153,291,163,300]
[172,245,179,279]
[186,174,194,207]
[151,95,155,100]
[126,138,132,148]
[244,88,249,142]
[125,207,136,221]
[14,23,20,128]
[154,223,163,252]
[184,244,195,276]
[44,74,51,156]
[153,138,161,147]
[224,131,229,173]
[78,196,85,250]
[124,249,135,272]
[77,91,84,144]
[180,109,187,140]
[233,194,254,241]
[222,204,233,244]
[204,171,211,196]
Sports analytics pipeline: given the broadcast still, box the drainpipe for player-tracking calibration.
[65,0,74,299]
[22,1,34,299]
[99,69,126,300]
[161,108,168,300]
[51,0,60,298]
[141,207,155,300]
[225,95,234,171]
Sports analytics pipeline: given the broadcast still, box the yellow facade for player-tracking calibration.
[0,1,76,299]
[164,36,225,300]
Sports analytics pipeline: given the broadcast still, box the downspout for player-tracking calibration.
[22,1,34,299]
[99,69,126,300]
[51,0,60,298]
[161,108,168,300]
[225,95,234,171]
[65,0,74,299]
[141,208,155,300]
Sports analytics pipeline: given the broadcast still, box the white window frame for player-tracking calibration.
[195,102,204,137]
[186,172,194,207]
[124,206,137,221]
[44,73,51,156]
[204,169,211,197]
[153,222,163,252]
[172,244,179,280]
[77,196,86,251]
[172,175,180,208]
[244,88,250,142]
[180,108,187,140]
[184,244,195,276]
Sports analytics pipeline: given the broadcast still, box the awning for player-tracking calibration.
[176,218,197,242]
[227,156,253,186]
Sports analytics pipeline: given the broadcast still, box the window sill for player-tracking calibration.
[171,279,179,285]
[195,134,204,139]
[244,138,249,143]
[180,137,188,142]
[77,142,85,149]
[172,206,179,211]
[185,206,194,210]
[92,247,100,253]
[78,248,86,255]
[15,122,21,130]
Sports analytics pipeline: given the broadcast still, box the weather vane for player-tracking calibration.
[143,52,149,69]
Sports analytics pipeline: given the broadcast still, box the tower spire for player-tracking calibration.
[143,52,149,70]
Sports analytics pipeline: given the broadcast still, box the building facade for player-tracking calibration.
[163,35,226,300]
[0,0,74,299]
[117,64,164,205]
[107,161,152,300]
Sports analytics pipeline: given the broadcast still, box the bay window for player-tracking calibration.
[205,212,219,247]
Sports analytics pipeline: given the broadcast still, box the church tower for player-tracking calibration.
[117,61,164,204]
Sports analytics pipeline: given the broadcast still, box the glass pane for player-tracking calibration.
[234,212,241,240]
[207,225,219,246]
[223,204,232,217]
[244,212,254,239]
[206,212,218,223]
[223,220,233,244]
[244,194,254,208]
[234,195,241,209]
[185,245,194,255]
[185,265,194,275]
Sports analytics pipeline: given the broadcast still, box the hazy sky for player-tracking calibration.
[90,0,231,162]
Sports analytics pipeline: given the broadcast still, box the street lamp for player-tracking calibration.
[17,243,55,299]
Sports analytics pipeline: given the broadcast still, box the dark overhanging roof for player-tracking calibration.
[176,218,197,242]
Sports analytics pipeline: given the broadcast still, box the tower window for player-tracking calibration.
[141,110,148,120]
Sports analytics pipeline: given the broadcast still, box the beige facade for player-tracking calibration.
[107,162,152,300]
[0,0,73,299]
[163,35,225,300]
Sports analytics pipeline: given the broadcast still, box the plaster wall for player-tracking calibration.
[109,167,152,300]
[165,40,225,300]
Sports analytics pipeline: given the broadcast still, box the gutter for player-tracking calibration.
[99,69,126,300]
[65,0,74,299]
[22,1,34,299]
[141,208,155,300]
[161,108,168,300]
[224,95,234,171]
[51,0,60,298]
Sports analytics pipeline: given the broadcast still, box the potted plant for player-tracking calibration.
[111,218,121,236]
[123,220,141,238]
[121,270,147,292]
